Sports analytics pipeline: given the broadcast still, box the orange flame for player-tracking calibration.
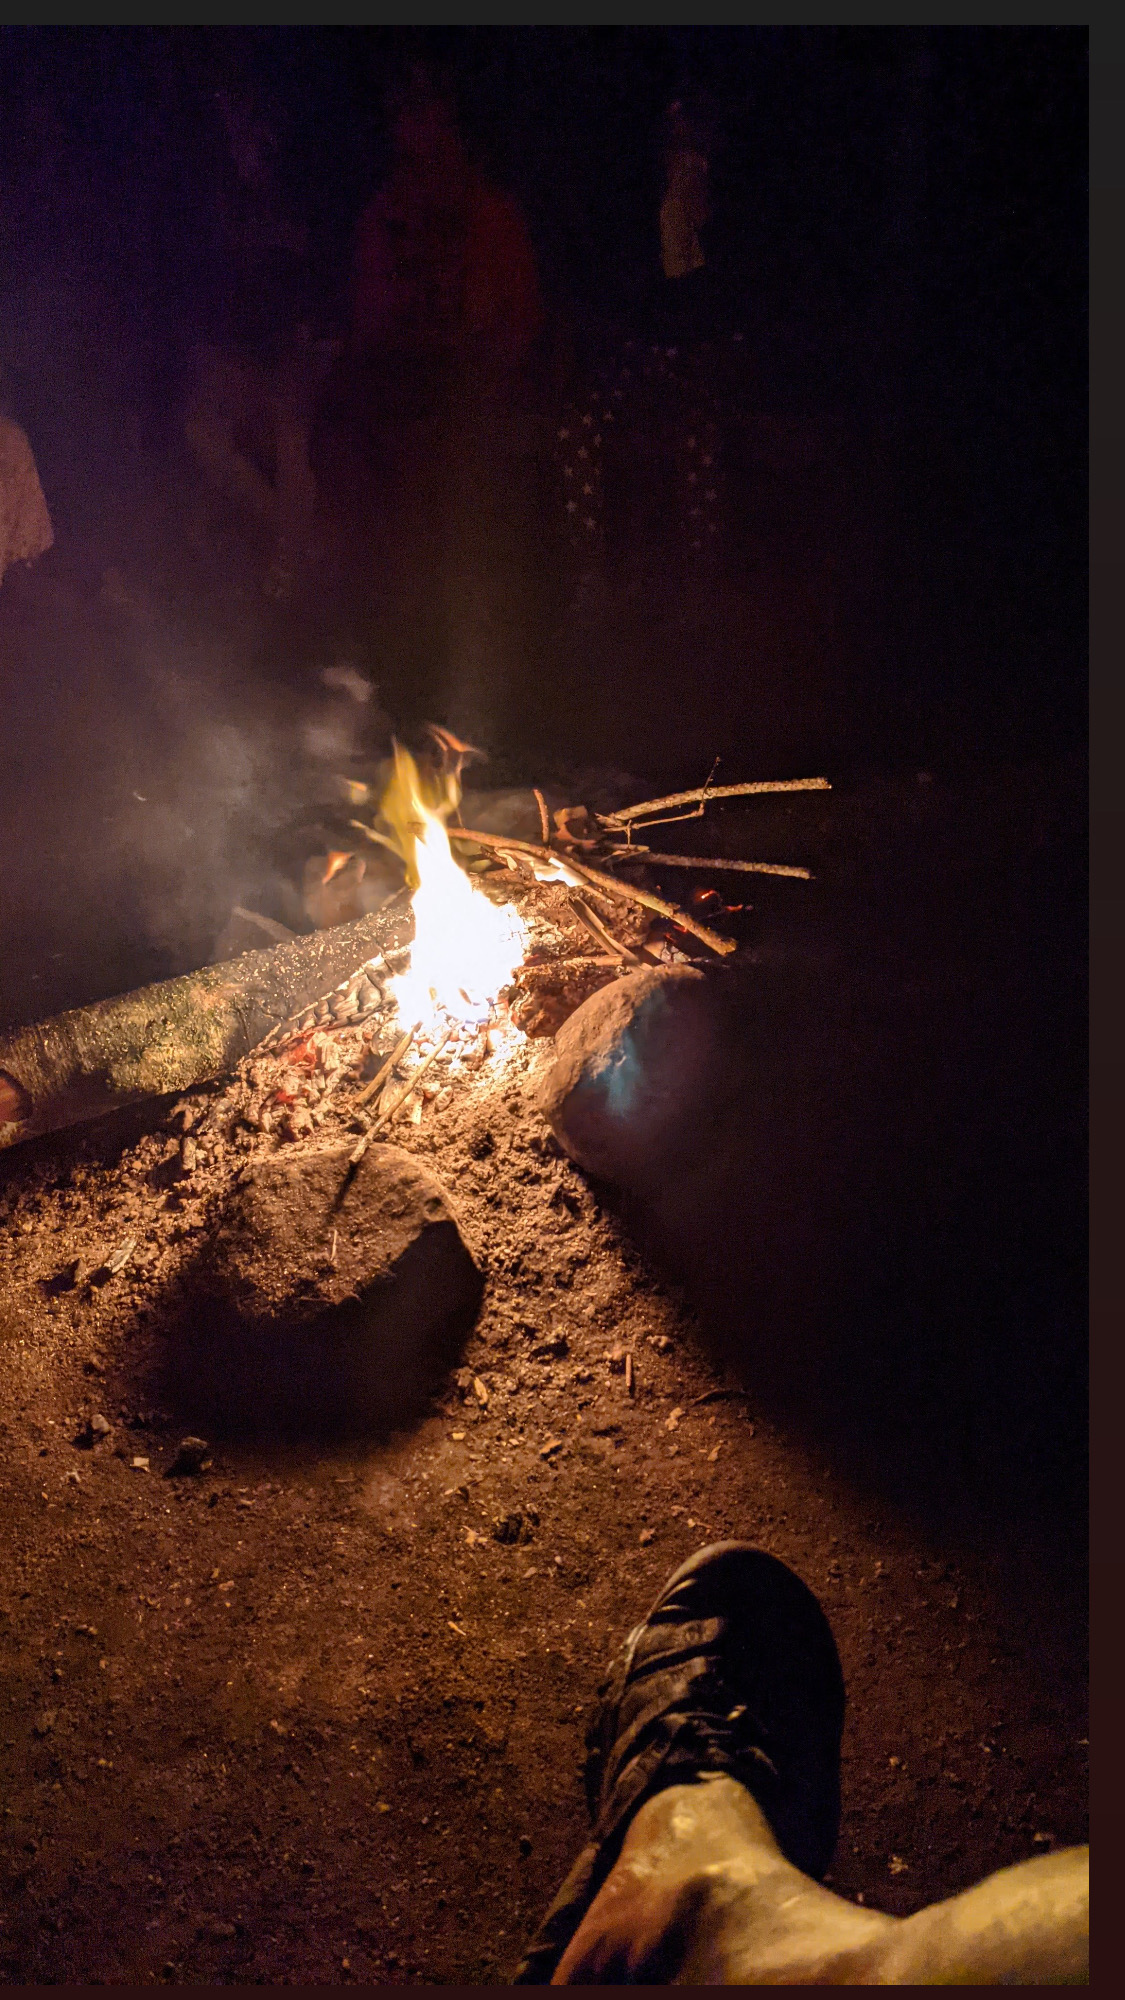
[379,744,528,1030]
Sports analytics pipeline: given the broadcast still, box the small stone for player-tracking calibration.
[180,1137,198,1174]
[647,1334,673,1354]
[639,1527,655,1546]
[539,1437,563,1459]
[131,1456,150,1472]
[166,1437,211,1477]
[471,1377,490,1407]
[33,1709,57,1737]
[101,1235,137,1277]
[73,1412,112,1450]
[64,1470,81,1486]
[608,1347,627,1374]
[531,1334,568,1360]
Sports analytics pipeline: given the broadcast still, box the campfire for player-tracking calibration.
[0,757,829,1156]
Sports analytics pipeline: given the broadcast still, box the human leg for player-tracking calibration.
[514,1543,1088,1987]
[554,1775,1088,1985]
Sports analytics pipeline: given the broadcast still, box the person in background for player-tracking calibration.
[513,1542,1089,1985]
[313,64,545,739]
[182,82,332,601]
[660,95,711,290]
[550,88,741,614]
[0,373,54,592]
[350,66,543,374]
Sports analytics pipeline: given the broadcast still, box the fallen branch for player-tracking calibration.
[0,902,412,1153]
[615,853,813,880]
[450,828,736,957]
[601,777,830,827]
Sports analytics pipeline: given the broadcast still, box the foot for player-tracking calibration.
[512,1542,845,1984]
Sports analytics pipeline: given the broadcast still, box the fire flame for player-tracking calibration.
[379,744,528,1031]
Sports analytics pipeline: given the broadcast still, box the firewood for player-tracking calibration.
[450,829,736,957]
[599,777,831,827]
[0,902,411,1153]
[614,853,813,879]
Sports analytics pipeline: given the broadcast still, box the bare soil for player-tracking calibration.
[0,763,1087,1987]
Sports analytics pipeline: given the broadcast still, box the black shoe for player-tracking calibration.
[511,1542,845,1985]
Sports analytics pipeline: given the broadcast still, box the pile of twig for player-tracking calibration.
[448,773,830,965]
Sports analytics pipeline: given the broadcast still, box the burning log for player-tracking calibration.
[0,902,411,1153]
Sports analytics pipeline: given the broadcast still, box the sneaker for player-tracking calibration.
[511,1542,845,1984]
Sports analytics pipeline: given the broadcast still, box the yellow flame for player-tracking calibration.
[380,744,528,1030]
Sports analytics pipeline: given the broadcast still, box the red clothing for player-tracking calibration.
[352,167,543,370]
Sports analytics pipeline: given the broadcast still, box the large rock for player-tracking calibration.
[174,1143,482,1433]
[537,966,714,1186]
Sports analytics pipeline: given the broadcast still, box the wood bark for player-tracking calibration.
[0,902,412,1152]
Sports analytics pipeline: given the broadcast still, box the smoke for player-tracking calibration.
[0,597,394,1025]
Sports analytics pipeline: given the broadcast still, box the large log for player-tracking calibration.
[0,901,412,1153]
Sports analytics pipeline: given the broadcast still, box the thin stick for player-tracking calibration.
[372,1026,455,1129]
[601,778,831,827]
[354,1023,418,1109]
[533,787,550,846]
[615,853,812,880]
[568,894,639,962]
[565,856,736,957]
[451,828,736,957]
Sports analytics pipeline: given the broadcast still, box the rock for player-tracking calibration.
[536,966,712,1186]
[165,1437,211,1477]
[174,1143,482,1433]
[73,1413,112,1449]
[530,1334,568,1360]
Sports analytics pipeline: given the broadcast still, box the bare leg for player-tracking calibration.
[554,1775,1088,1986]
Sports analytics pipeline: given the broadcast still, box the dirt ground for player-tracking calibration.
[0,760,1087,1987]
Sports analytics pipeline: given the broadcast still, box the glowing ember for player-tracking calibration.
[381,745,528,1032]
